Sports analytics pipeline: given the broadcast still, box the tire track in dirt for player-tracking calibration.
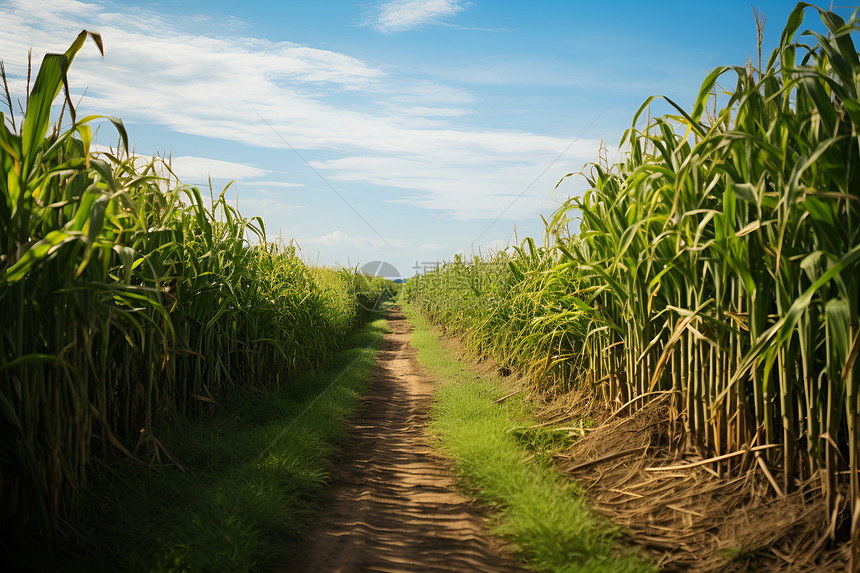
[281,307,524,572]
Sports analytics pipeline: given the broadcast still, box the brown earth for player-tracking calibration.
[534,391,851,572]
[278,308,524,572]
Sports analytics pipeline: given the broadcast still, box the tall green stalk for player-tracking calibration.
[1,32,395,541]
[406,1,860,538]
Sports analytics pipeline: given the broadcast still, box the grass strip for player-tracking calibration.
[403,304,654,573]
[29,314,390,573]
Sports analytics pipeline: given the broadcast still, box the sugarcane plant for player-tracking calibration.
[406,1,860,542]
[0,32,393,541]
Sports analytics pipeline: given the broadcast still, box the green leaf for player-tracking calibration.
[21,31,102,179]
[731,182,757,204]
[4,230,76,283]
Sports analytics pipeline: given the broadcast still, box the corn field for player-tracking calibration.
[406,1,860,536]
[0,32,393,539]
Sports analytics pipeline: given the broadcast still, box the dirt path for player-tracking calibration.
[281,308,523,572]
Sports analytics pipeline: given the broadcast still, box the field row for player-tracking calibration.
[0,32,394,541]
[405,2,860,546]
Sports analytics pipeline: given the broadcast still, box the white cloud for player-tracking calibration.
[307,136,605,219]
[168,156,267,181]
[89,145,267,186]
[302,230,407,250]
[374,0,467,33]
[235,196,301,219]
[483,239,510,253]
[388,105,469,118]
[0,0,604,220]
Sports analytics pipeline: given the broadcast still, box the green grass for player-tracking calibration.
[9,314,390,573]
[403,305,654,573]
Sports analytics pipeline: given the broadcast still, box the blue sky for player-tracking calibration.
[2,0,856,277]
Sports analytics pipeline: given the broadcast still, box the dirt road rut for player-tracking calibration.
[282,308,522,572]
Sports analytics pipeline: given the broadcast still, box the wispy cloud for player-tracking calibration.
[385,105,469,118]
[235,196,302,219]
[373,0,467,33]
[302,230,407,250]
[308,134,609,220]
[168,155,267,181]
[0,0,603,220]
